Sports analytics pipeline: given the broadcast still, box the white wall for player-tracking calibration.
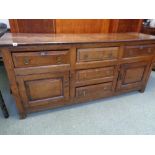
[0,19,10,28]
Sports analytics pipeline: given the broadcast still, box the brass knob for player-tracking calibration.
[40,52,46,56]
[24,57,30,65]
[103,87,107,90]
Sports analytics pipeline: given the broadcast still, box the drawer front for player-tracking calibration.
[76,82,113,98]
[77,47,119,62]
[13,50,70,68]
[76,67,114,82]
[123,45,155,58]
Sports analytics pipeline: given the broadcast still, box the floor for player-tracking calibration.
[0,65,155,135]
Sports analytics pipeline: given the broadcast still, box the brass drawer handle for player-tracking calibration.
[148,49,152,54]
[139,46,144,50]
[78,90,87,97]
[23,57,30,65]
[40,52,47,56]
[83,90,86,96]
[56,56,62,64]
[103,87,107,90]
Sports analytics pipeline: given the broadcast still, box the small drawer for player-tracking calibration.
[123,45,155,58]
[76,82,112,98]
[76,66,114,82]
[12,50,70,68]
[77,47,119,62]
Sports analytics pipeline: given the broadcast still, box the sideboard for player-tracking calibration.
[0,33,155,119]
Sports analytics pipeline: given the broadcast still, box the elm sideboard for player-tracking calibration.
[0,33,155,119]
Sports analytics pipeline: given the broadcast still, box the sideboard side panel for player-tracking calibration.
[2,49,26,119]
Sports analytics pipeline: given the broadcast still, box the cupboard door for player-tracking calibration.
[116,61,151,91]
[16,71,69,108]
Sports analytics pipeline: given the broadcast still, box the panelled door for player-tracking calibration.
[16,71,70,109]
[116,61,151,91]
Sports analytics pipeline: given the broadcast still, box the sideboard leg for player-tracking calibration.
[19,113,27,119]
[0,91,9,118]
[139,88,145,93]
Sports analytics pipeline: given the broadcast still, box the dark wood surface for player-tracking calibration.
[9,19,143,34]
[9,19,55,33]
[141,26,155,70]
[0,32,155,119]
[1,33,155,47]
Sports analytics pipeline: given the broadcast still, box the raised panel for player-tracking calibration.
[123,67,144,84]
[123,45,155,58]
[16,71,69,108]
[76,67,114,81]
[76,82,113,98]
[117,61,151,91]
[77,47,119,62]
[26,78,62,101]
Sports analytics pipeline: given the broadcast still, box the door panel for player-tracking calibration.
[117,61,151,91]
[16,71,69,108]
[123,67,145,84]
[26,78,62,101]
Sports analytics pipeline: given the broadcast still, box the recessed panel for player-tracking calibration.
[77,47,118,62]
[25,78,62,101]
[123,67,145,84]
[76,67,114,81]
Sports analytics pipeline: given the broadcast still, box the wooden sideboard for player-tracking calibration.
[0,33,155,119]
[141,26,155,70]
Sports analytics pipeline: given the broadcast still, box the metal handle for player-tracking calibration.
[148,49,152,54]
[103,87,107,90]
[24,57,30,65]
[83,90,86,96]
[40,51,47,56]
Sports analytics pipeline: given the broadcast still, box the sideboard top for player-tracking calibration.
[1,32,155,47]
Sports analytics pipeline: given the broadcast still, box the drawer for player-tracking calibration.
[77,47,119,62]
[76,66,114,82]
[76,82,113,98]
[123,45,155,58]
[12,50,70,68]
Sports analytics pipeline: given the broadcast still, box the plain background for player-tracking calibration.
[0,0,155,155]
